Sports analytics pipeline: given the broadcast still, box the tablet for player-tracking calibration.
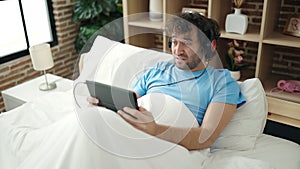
[86,80,138,112]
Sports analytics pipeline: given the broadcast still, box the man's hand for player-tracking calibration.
[118,107,157,136]
[87,96,99,105]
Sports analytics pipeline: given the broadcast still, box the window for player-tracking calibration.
[0,0,57,64]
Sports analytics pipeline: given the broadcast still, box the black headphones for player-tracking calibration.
[168,38,172,49]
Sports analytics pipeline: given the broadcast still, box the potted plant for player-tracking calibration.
[225,39,249,80]
[72,0,123,53]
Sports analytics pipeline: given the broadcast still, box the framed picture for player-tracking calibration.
[182,7,206,16]
[283,14,300,37]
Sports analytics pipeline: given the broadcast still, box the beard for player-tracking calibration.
[174,53,202,71]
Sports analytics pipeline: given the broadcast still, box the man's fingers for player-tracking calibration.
[122,110,138,119]
[87,96,99,104]
[118,107,138,119]
[139,106,147,112]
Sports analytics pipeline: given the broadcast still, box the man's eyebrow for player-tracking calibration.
[171,36,193,41]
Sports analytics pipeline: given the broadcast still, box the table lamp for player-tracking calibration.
[29,43,57,91]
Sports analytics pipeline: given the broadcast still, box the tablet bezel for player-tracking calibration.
[86,80,138,112]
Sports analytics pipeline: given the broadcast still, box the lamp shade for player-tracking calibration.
[29,43,54,71]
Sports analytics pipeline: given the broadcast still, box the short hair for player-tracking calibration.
[166,12,220,60]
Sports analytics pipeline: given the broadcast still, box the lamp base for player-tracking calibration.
[39,82,57,91]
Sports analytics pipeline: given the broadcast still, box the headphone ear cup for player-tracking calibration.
[168,38,172,48]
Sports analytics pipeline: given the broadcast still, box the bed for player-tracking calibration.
[0,36,299,169]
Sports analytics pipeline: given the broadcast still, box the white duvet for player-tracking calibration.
[0,90,273,169]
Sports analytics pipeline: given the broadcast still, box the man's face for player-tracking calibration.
[171,27,204,71]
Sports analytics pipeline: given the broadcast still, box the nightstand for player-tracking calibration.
[2,74,73,111]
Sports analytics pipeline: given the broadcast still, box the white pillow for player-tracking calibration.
[211,78,268,151]
[92,36,173,89]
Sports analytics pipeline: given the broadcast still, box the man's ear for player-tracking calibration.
[211,39,217,52]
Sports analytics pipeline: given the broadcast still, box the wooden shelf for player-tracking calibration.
[128,17,163,30]
[268,113,300,128]
[267,96,300,128]
[220,30,261,42]
[263,32,300,48]
[263,77,300,104]
[266,90,300,105]
[123,0,189,52]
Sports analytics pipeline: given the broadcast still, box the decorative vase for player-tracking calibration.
[225,8,248,35]
[149,0,163,21]
[230,70,241,81]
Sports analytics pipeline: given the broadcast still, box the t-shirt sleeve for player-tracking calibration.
[132,62,165,97]
[211,70,246,107]
[132,66,157,97]
[133,74,147,97]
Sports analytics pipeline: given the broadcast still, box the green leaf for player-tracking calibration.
[75,25,100,53]
[72,0,103,22]
[73,0,123,52]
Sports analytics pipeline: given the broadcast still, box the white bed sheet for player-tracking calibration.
[0,91,207,169]
[210,134,300,169]
[0,90,298,169]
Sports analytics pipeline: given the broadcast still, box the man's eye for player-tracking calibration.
[172,40,178,45]
[172,39,192,47]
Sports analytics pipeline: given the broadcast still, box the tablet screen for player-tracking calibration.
[86,80,138,112]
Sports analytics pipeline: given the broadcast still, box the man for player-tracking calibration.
[89,13,246,150]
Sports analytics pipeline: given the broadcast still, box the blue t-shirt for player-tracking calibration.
[133,62,246,125]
